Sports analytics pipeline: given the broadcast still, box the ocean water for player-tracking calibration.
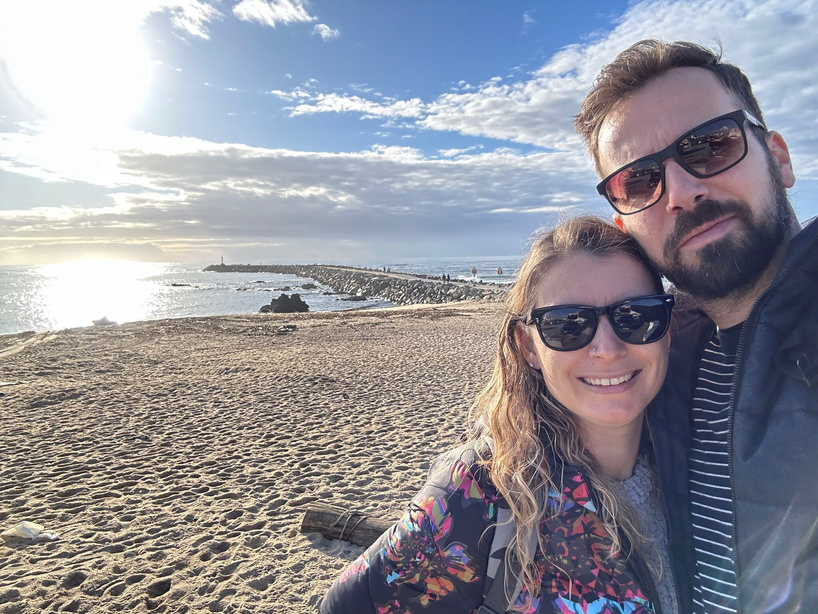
[0,256,521,336]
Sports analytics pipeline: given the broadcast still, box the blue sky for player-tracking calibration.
[1,0,816,265]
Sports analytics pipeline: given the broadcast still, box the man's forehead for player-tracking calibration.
[596,67,741,175]
[597,109,682,172]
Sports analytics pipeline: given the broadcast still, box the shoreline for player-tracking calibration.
[1,265,510,338]
[0,302,503,613]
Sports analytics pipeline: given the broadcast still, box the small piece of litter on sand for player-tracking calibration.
[1,521,60,542]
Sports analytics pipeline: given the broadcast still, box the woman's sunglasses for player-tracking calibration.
[524,294,675,352]
[597,109,765,215]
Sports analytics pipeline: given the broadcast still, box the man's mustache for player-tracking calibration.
[664,199,750,258]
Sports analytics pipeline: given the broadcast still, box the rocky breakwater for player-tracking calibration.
[203,264,506,306]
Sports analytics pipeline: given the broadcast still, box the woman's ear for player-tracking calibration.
[514,321,539,368]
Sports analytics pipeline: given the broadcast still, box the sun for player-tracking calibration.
[0,1,152,134]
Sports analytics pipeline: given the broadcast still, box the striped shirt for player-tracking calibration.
[689,329,741,614]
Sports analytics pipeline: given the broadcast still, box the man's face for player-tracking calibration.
[596,67,796,300]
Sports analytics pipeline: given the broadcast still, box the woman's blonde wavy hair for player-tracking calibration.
[469,215,663,610]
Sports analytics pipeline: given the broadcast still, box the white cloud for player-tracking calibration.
[438,145,484,158]
[233,0,316,27]
[120,0,224,39]
[268,87,314,101]
[154,0,223,38]
[287,93,426,119]
[523,11,536,25]
[312,23,340,40]
[0,127,594,261]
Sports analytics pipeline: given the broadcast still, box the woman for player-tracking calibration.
[320,216,678,614]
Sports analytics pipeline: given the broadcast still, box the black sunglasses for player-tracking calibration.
[597,110,765,215]
[524,294,675,352]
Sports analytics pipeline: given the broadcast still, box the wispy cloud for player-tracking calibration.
[232,0,316,27]
[153,0,223,39]
[438,145,484,158]
[312,23,340,40]
[286,93,426,119]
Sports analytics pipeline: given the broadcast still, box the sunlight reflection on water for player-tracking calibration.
[38,260,166,330]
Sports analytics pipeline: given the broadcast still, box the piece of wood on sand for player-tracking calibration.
[300,502,393,548]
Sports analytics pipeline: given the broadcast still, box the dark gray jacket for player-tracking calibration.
[647,217,818,614]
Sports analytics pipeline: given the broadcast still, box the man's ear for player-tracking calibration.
[613,213,626,233]
[514,321,539,368]
[766,131,795,188]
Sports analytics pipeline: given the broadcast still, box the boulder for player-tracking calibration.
[260,293,309,313]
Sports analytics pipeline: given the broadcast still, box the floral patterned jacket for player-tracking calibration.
[320,442,658,614]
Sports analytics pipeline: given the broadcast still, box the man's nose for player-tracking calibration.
[588,316,627,359]
[663,160,710,213]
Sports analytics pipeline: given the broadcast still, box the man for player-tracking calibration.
[576,40,818,614]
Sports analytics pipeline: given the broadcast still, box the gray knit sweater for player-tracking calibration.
[611,456,679,614]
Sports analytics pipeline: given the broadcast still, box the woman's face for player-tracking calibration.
[517,252,669,438]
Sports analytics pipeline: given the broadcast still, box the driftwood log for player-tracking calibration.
[300,502,394,547]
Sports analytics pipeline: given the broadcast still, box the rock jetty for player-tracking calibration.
[203,264,506,306]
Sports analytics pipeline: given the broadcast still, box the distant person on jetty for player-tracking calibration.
[321,216,677,613]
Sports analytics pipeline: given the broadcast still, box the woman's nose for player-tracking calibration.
[588,316,627,359]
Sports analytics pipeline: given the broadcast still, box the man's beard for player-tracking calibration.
[657,169,792,301]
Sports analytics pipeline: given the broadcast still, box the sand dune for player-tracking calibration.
[0,302,501,613]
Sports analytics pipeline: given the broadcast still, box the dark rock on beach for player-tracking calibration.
[260,293,309,314]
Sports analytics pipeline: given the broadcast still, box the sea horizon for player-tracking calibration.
[0,255,522,336]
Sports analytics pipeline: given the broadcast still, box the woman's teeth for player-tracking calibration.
[581,372,634,386]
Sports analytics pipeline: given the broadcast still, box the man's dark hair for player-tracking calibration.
[575,39,766,174]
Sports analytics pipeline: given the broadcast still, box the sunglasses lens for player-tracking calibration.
[539,307,596,351]
[611,298,670,344]
[605,158,663,214]
[677,117,746,177]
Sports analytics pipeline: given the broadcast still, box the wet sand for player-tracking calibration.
[0,302,502,613]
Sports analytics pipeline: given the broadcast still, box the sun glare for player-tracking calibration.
[0,1,152,134]
[39,259,165,329]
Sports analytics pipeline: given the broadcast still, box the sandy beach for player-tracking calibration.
[0,302,502,613]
